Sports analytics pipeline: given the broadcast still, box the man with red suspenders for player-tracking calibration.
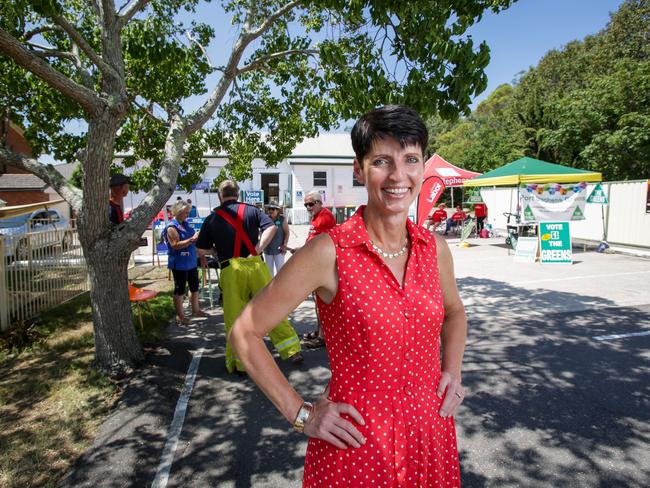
[197,180,303,374]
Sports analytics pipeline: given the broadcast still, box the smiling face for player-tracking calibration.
[353,136,424,216]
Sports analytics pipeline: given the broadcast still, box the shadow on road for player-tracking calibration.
[457,277,650,487]
[61,288,649,487]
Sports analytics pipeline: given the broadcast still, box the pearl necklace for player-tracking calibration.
[370,236,409,259]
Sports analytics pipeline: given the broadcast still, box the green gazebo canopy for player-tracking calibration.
[463,157,602,187]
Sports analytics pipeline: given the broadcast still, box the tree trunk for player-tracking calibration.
[79,111,144,376]
[86,245,143,376]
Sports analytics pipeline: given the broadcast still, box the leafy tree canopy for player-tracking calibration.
[1,0,515,191]
[430,0,650,181]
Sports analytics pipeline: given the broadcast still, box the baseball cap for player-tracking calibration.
[110,173,130,187]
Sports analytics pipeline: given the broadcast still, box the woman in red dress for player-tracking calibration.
[230,105,467,487]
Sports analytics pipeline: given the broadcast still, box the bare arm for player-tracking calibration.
[166,227,197,249]
[255,225,276,254]
[282,218,290,247]
[229,234,366,448]
[434,234,467,417]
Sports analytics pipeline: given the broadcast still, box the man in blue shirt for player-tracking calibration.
[197,180,303,374]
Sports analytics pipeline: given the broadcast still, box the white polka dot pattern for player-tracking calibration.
[303,207,461,487]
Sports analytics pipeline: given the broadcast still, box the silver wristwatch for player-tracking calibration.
[292,402,314,433]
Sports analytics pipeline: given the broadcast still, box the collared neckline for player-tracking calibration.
[338,205,431,249]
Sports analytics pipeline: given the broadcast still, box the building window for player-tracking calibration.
[353,174,364,187]
[313,171,327,186]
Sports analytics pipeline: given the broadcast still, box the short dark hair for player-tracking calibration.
[109,173,130,187]
[350,105,428,165]
[218,180,239,198]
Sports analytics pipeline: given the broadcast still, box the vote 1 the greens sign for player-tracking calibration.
[539,222,573,264]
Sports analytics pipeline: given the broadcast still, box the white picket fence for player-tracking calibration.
[0,224,88,331]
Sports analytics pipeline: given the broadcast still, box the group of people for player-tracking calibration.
[426,201,489,236]
[109,105,467,486]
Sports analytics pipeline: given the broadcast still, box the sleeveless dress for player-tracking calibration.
[303,207,461,487]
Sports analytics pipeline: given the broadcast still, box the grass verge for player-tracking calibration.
[0,268,174,488]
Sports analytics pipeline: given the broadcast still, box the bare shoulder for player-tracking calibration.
[284,232,337,301]
[433,232,452,262]
[292,233,336,268]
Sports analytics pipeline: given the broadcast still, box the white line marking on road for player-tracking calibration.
[151,347,204,488]
[512,270,650,286]
[593,331,650,341]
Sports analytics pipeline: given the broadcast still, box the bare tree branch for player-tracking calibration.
[237,49,319,74]
[71,43,95,89]
[132,99,168,126]
[185,31,214,69]
[50,14,118,81]
[183,1,302,135]
[118,0,151,27]
[0,147,83,212]
[247,1,301,38]
[22,24,61,41]
[0,27,105,115]
[29,47,78,63]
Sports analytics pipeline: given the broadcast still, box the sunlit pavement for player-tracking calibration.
[62,226,650,487]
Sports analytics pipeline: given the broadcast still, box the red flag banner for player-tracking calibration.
[417,176,445,225]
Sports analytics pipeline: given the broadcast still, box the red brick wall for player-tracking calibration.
[2,122,33,174]
[6,125,33,158]
[0,191,49,206]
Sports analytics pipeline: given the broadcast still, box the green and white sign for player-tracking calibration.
[460,219,476,242]
[539,221,572,264]
[587,184,608,204]
[464,188,483,204]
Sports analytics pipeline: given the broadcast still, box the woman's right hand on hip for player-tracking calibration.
[303,397,366,449]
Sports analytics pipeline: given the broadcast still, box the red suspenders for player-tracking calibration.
[215,204,257,258]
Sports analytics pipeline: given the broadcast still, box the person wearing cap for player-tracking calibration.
[263,200,289,277]
[109,173,130,225]
[425,202,448,232]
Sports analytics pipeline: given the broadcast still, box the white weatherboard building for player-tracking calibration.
[124,133,369,224]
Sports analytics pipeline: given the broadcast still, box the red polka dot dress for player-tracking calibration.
[303,207,461,487]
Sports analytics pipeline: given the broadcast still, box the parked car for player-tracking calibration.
[0,209,73,260]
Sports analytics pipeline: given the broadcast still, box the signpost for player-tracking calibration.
[539,221,572,265]
[514,237,538,263]
[587,183,609,252]
[586,184,608,204]
[459,219,475,243]
[242,190,264,205]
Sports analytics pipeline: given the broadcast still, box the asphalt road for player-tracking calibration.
[61,237,650,488]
